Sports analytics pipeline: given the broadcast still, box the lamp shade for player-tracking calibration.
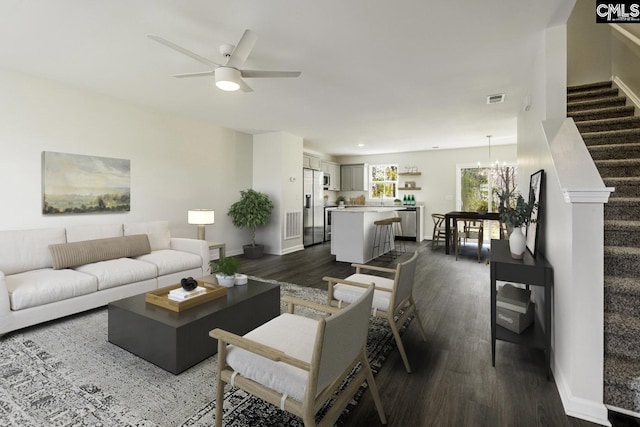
[188,209,215,225]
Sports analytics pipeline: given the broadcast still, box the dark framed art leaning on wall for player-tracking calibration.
[526,169,543,257]
[42,151,131,215]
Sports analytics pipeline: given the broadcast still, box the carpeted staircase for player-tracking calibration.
[568,81,640,416]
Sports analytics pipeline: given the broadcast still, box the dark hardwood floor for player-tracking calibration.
[238,240,636,427]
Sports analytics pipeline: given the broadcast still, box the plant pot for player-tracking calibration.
[235,274,248,285]
[509,227,526,259]
[243,244,264,259]
[216,273,235,287]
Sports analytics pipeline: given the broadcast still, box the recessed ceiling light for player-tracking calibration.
[432,146,439,149]
[357,143,365,147]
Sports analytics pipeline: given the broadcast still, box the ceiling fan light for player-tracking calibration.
[215,67,241,91]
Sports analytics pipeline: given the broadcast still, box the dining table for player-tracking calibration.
[444,211,502,254]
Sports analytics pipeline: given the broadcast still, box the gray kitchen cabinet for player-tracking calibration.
[321,161,341,191]
[303,153,322,170]
[341,164,367,191]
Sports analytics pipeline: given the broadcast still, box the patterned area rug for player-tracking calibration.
[0,277,404,426]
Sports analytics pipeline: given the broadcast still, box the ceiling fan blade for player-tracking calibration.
[147,34,221,68]
[225,29,258,68]
[238,78,253,93]
[173,71,216,78]
[241,70,301,79]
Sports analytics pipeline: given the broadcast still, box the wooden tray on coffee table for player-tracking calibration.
[145,278,227,312]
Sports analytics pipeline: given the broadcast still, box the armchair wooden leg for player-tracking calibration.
[362,351,387,425]
[215,340,226,427]
[410,299,427,342]
[390,320,412,373]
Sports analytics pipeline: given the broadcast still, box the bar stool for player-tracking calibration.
[389,216,405,256]
[372,218,394,260]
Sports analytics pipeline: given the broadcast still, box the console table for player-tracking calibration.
[490,239,553,380]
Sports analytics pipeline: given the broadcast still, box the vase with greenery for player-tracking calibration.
[336,195,347,206]
[210,256,240,287]
[498,193,536,230]
[498,193,537,259]
[227,189,274,259]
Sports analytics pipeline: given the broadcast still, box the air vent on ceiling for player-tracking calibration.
[487,93,506,104]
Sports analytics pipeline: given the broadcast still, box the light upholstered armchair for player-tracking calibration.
[209,284,386,427]
[324,251,426,373]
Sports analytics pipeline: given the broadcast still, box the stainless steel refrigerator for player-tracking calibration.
[303,168,324,246]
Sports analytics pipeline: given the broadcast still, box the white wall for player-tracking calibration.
[253,131,304,255]
[337,145,517,239]
[517,21,610,426]
[0,68,254,255]
[567,0,612,86]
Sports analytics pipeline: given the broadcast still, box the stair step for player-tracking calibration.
[605,220,640,247]
[603,177,640,198]
[605,276,640,317]
[604,355,640,412]
[583,128,640,146]
[567,96,627,113]
[567,81,613,93]
[605,312,640,359]
[576,116,640,133]
[604,245,640,277]
[595,158,640,178]
[570,106,636,122]
[589,142,640,160]
[568,87,619,102]
[606,198,640,221]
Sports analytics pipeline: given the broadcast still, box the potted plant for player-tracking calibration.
[336,195,347,207]
[227,189,274,259]
[498,193,537,259]
[210,256,241,287]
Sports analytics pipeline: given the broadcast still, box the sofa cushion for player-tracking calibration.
[49,235,151,270]
[0,228,66,275]
[123,221,171,251]
[75,258,158,291]
[135,249,202,276]
[66,223,124,242]
[5,268,98,311]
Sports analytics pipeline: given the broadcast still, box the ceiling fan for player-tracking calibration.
[147,29,301,92]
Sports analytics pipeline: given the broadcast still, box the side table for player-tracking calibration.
[208,241,226,260]
[490,239,553,380]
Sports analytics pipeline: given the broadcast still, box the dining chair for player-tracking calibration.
[209,284,387,427]
[431,213,447,249]
[323,251,426,373]
[455,219,484,262]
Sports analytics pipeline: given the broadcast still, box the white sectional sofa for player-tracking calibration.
[0,221,210,335]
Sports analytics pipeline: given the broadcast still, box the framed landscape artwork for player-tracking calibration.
[526,169,543,257]
[42,151,131,215]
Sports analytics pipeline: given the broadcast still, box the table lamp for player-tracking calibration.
[188,209,215,240]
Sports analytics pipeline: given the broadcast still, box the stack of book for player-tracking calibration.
[496,283,534,334]
[168,286,207,302]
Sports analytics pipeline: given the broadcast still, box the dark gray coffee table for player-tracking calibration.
[108,278,280,374]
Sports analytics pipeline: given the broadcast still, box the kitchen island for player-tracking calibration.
[330,207,401,263]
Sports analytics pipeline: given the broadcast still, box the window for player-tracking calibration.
[369,164,398,200]
[457,163,518,238]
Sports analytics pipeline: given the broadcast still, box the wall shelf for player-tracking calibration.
[398,172,421,176]
[398,187,422,190]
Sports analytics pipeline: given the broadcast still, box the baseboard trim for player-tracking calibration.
[606,404,640,419]
[280,244,304,255]
[612,75,640,112]
[555,368,611,426]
